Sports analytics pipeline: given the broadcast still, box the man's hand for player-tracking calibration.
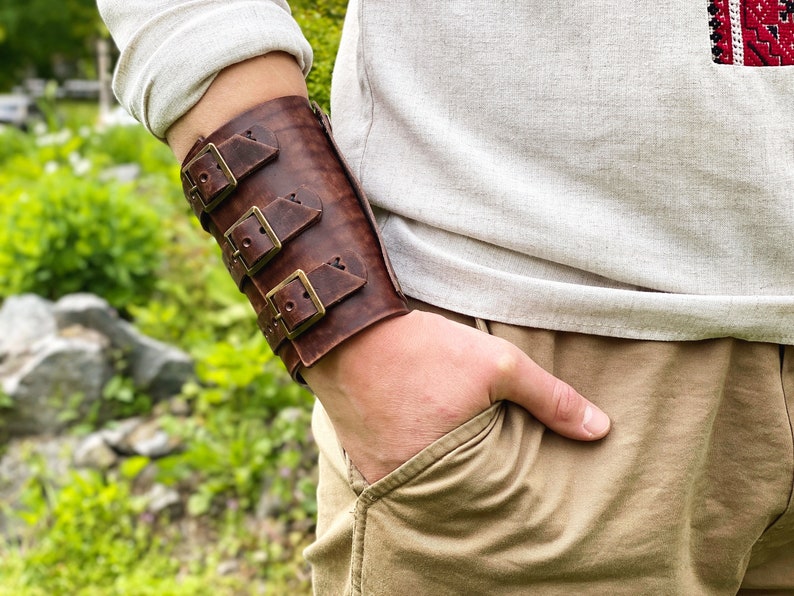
[303,310,611,483]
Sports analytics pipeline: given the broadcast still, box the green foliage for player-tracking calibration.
[86,122,176,175]
[0,0,103,89]
[0,462,261,595]
[0,116,180,312]
[0,0,349,590]
[0,160,164,310]
[160,334,315,519]
[292,0,348,112]
[0,102,317,593]
[0,124,34,163]
[17,470,162,590]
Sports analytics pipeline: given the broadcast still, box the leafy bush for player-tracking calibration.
[0,125,36,164]
[0,1,346,592]
[162,334,316,518]
[0,458,260,595]
[0,115,316,593]
[16,469,167,591]
[293,0,348,112]
[0,171,164,310]
[86,122,176,175]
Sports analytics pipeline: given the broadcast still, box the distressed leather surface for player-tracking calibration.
[180,95,409,380]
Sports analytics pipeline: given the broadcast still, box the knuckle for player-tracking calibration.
[493,347,520,377]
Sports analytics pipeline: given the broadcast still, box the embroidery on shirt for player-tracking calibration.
[708,0,794,65]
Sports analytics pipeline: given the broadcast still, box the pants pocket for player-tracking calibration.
[347,401,547,596]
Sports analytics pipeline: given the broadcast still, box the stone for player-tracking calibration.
[126,331,194,400]
[120,418,180,458]
[54,293,194,399]
[0,294,56,360]
[0,292,193,439]
[54,293,134,349]
[145,483,181,515]
[153,396,191,418]
[99,416,144,450]
[216,560,240,576]
[73,432,118,469]
[1,331,113,437]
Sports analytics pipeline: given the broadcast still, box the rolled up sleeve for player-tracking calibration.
[97,0,313,138]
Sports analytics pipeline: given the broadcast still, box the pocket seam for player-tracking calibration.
[355,402,504,503]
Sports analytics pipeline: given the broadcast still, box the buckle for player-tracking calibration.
[224,206,282,275]
[181,143,237,212]
[266,270,326,340]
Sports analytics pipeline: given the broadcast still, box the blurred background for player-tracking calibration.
[0,1,346,593]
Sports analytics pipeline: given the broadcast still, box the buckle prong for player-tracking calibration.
[181,143,238,212]
[266,270,326,340]
[224,206,282,275]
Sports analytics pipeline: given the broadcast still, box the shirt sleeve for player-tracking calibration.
[97,0,313,138]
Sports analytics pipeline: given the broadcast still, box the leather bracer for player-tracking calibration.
[180,95,409,381]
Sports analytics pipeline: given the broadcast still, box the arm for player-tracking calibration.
[166,54,610,482]
[99,0,610,481]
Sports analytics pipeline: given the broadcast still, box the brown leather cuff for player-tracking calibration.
[180,95,409,381]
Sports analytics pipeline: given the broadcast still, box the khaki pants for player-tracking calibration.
[304,305,794,595]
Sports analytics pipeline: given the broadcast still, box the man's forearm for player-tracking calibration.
[169,53,410,381]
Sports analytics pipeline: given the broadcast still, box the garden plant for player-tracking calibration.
[0,1,346,593]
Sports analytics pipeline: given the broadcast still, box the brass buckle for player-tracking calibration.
[266,270,326,340]
[180,143,237,212]
[224,206,282,275]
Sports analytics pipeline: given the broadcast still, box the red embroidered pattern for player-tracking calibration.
[709,0,734,63]
[708,0,794,65]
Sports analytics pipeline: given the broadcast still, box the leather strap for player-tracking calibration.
[221,187,322,288]
[180,96,409,380]
[182,124,279,223]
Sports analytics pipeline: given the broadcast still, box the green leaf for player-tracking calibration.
[186,492,212,517]
[119,456,150,480]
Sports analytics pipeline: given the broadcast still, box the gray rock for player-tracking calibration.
[145,483,181,515]
[1,331,113,437]
[0,294,57,360]
[216,560,240,576]
[0,292,193,439]
[54,293,194,399]
[54,293,133,348]
[120,418,180,458]
[73,432,118,469]
[99,416,144,450]
[126,332,194,399]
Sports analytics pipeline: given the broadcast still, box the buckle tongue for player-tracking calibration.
[224,206,282,275]
[181,143,238,212]
[266,270,326,340]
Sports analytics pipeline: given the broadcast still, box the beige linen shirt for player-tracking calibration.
[99,0,794,343]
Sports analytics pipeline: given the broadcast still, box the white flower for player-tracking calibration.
[36,128,71,147]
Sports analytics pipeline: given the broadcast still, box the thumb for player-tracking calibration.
[488,344,611,441]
